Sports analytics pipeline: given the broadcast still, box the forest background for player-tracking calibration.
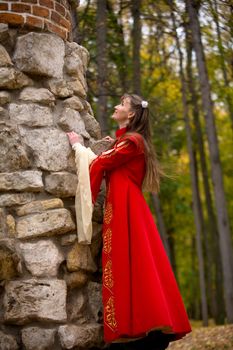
[71,0,233,327]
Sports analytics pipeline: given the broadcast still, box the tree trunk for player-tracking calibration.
[131,0,141,95]
[185,25,226,324]
[151,193,171,262]
[169,1,208,325]
[186,0,233,323]
[208,0,233,129]
[96,0,108,135]
[106,0,129,93]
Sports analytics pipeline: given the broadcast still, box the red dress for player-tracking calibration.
[89,127,192,344]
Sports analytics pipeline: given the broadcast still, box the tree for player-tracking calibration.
[168,0,208,325]
[186,0,233,322]
[131,0,142,94]
[96,0,108,135]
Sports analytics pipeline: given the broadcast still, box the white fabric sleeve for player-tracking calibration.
[72,142,97,245]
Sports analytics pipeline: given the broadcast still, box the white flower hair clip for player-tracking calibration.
[141,100,148,108]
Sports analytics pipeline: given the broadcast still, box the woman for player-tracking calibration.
[67,94,192,349]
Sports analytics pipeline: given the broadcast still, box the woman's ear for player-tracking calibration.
[128,111,135,119]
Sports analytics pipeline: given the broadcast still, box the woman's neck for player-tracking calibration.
[118,122,129,129]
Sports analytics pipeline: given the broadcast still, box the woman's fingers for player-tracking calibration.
[66,131,82,145]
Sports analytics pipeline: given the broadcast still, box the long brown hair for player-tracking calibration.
[121,93,164,193]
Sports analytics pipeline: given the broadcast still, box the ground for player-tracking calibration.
[168,324,233,350]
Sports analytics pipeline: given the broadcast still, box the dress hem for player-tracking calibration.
[109,324,190,344]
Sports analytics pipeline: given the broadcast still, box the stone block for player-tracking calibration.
[0,124,30,172]
[67,242,97,273]
[19,87,55,106]
[14,32,65,78]
[21,128,71,172]
[0,238,21,280]
[0,67,33,89]
[21,327,56,350]
[0,171,43,192]
[58,107,89,138]
[58,324,103,349]
[4,279,67,324]
[0,330,18,350]
[9,103,53,127]
[19,240,64,277]
[16,208,75,239]
[15,198,64,216]
[0,193,35,207]
[44,172,77,198]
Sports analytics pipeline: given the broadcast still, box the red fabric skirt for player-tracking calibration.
[101,178,192,344]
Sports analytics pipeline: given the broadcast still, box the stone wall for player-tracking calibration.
[0,23,109,350]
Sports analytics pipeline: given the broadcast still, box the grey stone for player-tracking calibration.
[46,79,73,98]
[4,279,67,324]
[16,208,75,239]
[58,108,89,138]
[90,222,103,258]
[0,25,16,53]
[14,33,65,78]
[0,67,33,89]
[0,193,35,207]
[67,289,87,322]
[15,198,64,216]
[85,100,94,116]
[67,79,87,98]
[90,139,112,155]
[21,128,71,172]
[63,96,84,111]
[19,240,64,277]
[45,172,77,198]
[19,87,55,106]
[81,112,101,139]
[0,208,6,237]
[0,330,18,350]
[60,233,76,246]
[58,324,103,349]
[0,124,30,172]
[0,171,43,192]
[87,281,103,323]
[0,239,21,280]
[0,24,9,44]
[9,103,53,127]
[0,44,12,67]
[21,327,56,350]
[65,42,89,72]
[0,91,11,105]
[0,106,8,120]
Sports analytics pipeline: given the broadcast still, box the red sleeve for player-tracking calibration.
[89,135,144,204]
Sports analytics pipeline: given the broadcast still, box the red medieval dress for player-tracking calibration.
[89,126,192,344]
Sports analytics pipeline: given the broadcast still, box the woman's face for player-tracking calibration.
[111,97,134,124]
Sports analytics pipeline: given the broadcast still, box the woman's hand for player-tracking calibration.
[103,136,115,142]
[66,131,82,146]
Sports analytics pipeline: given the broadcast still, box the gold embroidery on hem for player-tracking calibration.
[104,295,117,331]
[103,259,114,290]
[104,202,113,225]
[103,227,112,254]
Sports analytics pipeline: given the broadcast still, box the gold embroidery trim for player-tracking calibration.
[103,227,112,254]
[103,259,114,289]
[104,202,113,225]
[100,140,132,159]
[104,295,117,331]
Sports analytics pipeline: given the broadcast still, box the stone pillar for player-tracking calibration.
[0,2,107,349]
